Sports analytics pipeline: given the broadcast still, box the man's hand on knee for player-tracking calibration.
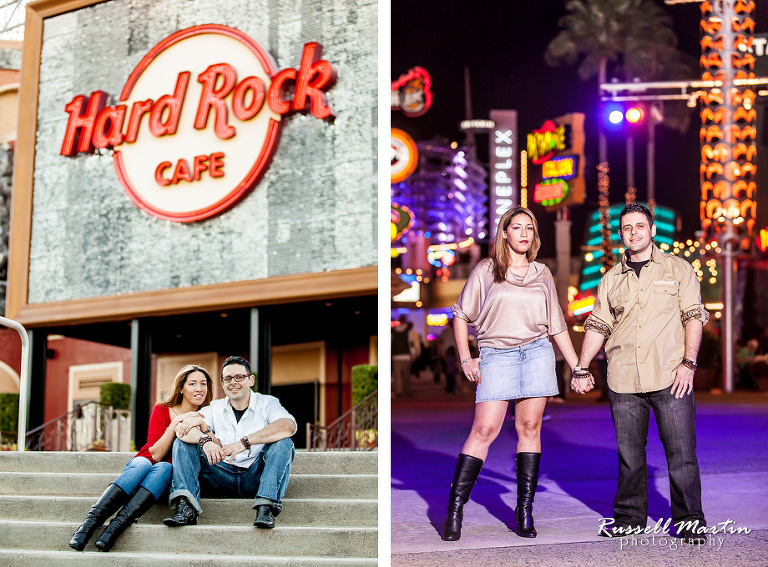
[202,440,224,465]
[222,440,248,463]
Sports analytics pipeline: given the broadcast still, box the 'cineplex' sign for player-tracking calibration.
[60,24,336,222]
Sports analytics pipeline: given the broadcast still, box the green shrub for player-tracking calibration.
[352,365,377,406]
[0,393,19,434]
[100,383,131,410]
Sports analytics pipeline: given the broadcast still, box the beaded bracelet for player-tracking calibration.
[681,358,697,371]
[460,357,472,365]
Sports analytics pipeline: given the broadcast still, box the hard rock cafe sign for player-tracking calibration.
[60,24,336,222]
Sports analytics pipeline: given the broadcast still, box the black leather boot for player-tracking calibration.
[69,483,128,551]
[95,487,156,552]
[163,497,198,526]
[442,453,483,541]
[515,452,541,538]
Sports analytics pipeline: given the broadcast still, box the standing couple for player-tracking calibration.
[69,356,296,552]
[442,204,708,543]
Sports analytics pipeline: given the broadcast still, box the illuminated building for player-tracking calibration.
[699,0,757,247]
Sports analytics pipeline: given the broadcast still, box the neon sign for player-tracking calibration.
[534,180,568,206]
[542,156,577,180]
[391,67,433,117]
[489,109,518,234]
[60,25,337,222]
[758,228,768,252]
[391,128,418,183]
[426,313,449,327]
[567,295,595,317]
[527,120,566,164]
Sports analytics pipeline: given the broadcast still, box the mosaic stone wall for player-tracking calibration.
[28,0,377,304]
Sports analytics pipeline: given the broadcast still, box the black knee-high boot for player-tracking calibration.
[442,453,483,541]
[95,487,156,552]
[69,483,128,551]
[515,452,541,538]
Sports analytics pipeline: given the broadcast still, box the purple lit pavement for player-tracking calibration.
[391,374,768,566]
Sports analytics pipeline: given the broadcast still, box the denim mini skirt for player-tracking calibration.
[476,336,558,402]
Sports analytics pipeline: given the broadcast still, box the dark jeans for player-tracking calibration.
[608,385,705,528]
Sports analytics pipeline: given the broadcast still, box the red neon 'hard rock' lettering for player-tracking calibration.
[195,64,238,139]
[150,72,189,137]
[291,42,336,120]
[61,42,336,155]
[61,91,108,155]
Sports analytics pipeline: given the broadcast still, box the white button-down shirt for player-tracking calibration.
[201,392,297,469]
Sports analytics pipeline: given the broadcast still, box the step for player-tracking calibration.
[0,495,377,526]
[0,471,378,499]
[0,520,378,557]
[0,450,377,475]
[0,549,378,566]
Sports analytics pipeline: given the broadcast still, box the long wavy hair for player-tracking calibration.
[160,364,213,409]
[491,207,541,283]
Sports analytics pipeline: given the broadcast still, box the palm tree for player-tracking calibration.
[546,0,692,85]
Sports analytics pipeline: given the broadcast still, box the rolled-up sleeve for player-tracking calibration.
[264,397,298,436]
[584,276,613,338]
[452,265,484,324]
[678,261,709,326]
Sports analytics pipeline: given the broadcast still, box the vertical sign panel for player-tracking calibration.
[489,109,518,235]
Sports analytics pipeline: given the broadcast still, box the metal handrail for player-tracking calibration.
[306,390,377,451]
[25,400,131,452]
[0,315,29,451]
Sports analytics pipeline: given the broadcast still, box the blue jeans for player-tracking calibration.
[608,385,705,527]
[168,437,295,516]
[112,456,172,501]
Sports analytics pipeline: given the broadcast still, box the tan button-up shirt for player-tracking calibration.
[584,244,709,393]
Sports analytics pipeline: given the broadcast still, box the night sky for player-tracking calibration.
[391,0,768,258]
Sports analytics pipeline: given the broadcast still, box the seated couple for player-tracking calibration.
[69,356,296,552]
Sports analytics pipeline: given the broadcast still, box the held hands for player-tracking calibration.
[670,364,695,398]
[570,369,595,395]
[460,358,481,384]
[176,415,207,437]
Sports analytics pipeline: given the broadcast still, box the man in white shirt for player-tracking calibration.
[163,356,296,529]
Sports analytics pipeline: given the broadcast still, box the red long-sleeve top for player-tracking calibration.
[134,404,172,464]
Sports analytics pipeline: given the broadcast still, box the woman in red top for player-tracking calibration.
[69,364,213,552]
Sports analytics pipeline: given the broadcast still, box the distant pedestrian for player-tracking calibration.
[392,315,420,395]
[441,206,592,542]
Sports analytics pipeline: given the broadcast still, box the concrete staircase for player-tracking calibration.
[0,450,377,566]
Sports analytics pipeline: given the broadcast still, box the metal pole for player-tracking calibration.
[722,226,735,393]
[0,316,30,450]
[647,108,656,203]
[626,135,635,191]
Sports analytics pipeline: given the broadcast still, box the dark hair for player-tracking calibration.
[222,356,252,377]
[619,203,654,228]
